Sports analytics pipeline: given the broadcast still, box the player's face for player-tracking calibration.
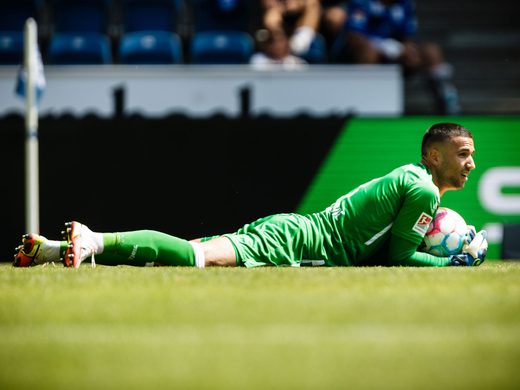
[438,136,476,190]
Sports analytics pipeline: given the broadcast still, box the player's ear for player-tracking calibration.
[429,148,441,166]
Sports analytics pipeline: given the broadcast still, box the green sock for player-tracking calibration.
[102,230,195,267]
[59,241,68,260]
[102,233,120,252]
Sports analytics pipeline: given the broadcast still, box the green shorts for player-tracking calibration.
[202,213,336,268]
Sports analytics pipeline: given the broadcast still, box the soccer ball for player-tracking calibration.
[418,207,467,257]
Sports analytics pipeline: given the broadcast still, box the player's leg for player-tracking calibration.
[190,237,238,266]
[14,221,236,268]
[219,214,309,268]
[63,221,203,268]
[100,231,235,267]
[12,232,169,267]
[199,237,237,267]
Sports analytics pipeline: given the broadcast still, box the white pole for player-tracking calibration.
[24,18,39,234]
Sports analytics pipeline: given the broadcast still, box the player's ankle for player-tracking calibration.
[102,232,121,253]
[40,239,61,262]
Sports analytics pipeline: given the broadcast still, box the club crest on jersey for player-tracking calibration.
[412,212,433,235]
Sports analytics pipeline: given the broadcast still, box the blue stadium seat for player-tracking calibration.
[52,0,112,33]
[0,0,39,31]
[119,31,183,64]
[48,32,112,64]
[0,31,24,64]
[192,0,250,32]
[190,31,253,64]
[299,34,327,64]
[122,0,179,33]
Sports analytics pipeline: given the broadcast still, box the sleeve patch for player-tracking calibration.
[412,212,433,235]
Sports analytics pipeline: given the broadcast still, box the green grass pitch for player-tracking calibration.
[1,262,519,390]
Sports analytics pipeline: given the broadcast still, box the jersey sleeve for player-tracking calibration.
[391,173,439,245]
[388,234,450,267]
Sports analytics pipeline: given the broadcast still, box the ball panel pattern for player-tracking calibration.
[419,207,467,257]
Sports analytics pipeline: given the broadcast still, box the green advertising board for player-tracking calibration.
[297,117,520,260]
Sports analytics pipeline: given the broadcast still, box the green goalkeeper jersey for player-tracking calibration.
[305,163,440,266]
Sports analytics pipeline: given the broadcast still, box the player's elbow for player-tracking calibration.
[387,247,416,266]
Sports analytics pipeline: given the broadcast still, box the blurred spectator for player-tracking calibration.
[320,0,348,44]
[334,0,461,115]
[250,26,307,69]
[260,0,321,56]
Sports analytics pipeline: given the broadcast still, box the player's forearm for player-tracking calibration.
[390,250,450,267]
[388,234,450,267]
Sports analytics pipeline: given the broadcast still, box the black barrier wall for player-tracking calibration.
[1,115,347,262]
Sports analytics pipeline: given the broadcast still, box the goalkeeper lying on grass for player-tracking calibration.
[14,122,487,269]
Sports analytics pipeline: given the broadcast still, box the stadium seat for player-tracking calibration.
[299,34,328,64]
[52,0,112,33]
[192,0,250,32]
[0,0,39,32]
[0,31,24,65]
[190,31,254,64]
[48,32,112,64]
[122,0,179,33]
[119,31,183,64]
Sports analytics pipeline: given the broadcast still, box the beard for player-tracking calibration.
[447,173,465,189]
[439,163,465,189]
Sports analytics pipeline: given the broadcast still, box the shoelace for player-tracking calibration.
[80,244,97,268]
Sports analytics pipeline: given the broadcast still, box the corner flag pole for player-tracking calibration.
[24,18,39,234]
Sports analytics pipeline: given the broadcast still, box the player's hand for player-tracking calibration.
[463,229,488,259]
[450,230,487,266]
[465,225,477,242]
[449,253,483,266]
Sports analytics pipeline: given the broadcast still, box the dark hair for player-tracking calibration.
[421,123,473,157]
